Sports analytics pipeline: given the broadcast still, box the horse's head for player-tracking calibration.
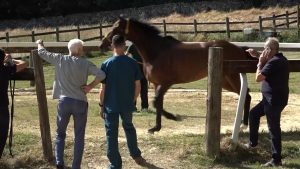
[99,17,128,52]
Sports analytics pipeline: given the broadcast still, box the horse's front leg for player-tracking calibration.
[148,84,170,134]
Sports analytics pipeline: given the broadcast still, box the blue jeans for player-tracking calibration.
[104,110,141,169]
[55,97,88,169]
[0,106,9,158]
[249,97,285,163]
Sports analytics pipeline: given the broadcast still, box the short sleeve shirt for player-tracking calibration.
[261,53,289,106]
[0,65,16,107]
[101,55,142,113]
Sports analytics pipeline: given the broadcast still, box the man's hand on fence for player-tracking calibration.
[36,39,45,50]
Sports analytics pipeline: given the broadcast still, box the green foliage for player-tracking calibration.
[280,30,300,43]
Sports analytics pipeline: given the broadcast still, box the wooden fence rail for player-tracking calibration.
[1,5,299,42]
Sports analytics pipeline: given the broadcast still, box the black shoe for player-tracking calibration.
[56,165,65,169]
[262,160,282,167]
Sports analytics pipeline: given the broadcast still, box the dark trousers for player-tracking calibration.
[0,106,9,158]
[104,110,141,169]
[140,77,148,109]
[249,98,285,163]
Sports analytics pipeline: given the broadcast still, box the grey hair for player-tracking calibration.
[68,39,84,55]
[266,37,279,51]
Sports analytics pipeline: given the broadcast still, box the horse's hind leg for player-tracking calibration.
[243,89,251,126]
[148,84,173,133]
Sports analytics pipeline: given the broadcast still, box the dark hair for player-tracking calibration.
[112,35,125,47]
[0,48,5,65]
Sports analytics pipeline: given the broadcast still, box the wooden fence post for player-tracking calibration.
[285,11,290,29]
[272,14,276,32]
[163,20,167,36]
[259,16,263,36]
[31,50,53,162]
[56,27,60,42]
[30,31,35,87]
[5,32,9,42]
[297,5,300,39]
[99,23,103,40]
[77,25,80,39]
[31,31,35,42]
[29,54,35,87]
[226,17,230,39]
[206,47,223,158]
[194,19,198,36]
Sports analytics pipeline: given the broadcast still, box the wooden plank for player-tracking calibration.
[1,41,300,53]
[223,60,300,73]
[31,50,53,162]
[206,47,223,158]
[231,42,300,51]
[0,41,101,53]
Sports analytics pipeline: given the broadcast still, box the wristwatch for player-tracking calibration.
[99,103,103,107]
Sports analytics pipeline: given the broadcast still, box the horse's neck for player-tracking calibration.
[128,35,162,63]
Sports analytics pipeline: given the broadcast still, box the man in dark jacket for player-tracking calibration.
[245,37,289,167]
[0,49,27,158]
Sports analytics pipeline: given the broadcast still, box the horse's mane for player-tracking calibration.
[128,19,181,47]
[130,18,161,35]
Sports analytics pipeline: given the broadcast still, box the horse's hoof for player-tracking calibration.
[148,127,161,134]
[148,130,155,134]
[175,115,183,121]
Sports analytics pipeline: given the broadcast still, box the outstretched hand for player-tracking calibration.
[245,48,260,58]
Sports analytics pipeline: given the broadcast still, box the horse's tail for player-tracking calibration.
[240,46,258,60]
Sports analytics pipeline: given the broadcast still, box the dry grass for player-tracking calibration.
[1,90,300,168]
[1,5,298,42]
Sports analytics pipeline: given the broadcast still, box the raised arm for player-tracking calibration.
[36,39,63,64]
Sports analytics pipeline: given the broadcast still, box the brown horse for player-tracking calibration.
[100,17,253,133]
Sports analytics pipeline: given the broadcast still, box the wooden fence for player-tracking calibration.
[1,5,299,42]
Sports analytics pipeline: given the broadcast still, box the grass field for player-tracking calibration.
[1,3,300,168]
[0,90,300,169]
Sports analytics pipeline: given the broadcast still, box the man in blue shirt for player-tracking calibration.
[245,37,289,167]
[99,35,146,169]
[0,49,27,158]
